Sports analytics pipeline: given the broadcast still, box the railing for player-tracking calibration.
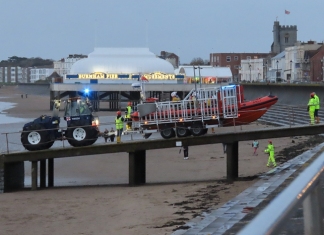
[238,152,324,235]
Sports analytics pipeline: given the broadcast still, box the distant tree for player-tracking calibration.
[190,57,204,65]
[0,56,53,67]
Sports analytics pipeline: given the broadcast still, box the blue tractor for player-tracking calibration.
[21,97,100,151]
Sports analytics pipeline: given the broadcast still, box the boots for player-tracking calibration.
[211,127,215,133]
[316,117,320,124]
[116,136,121,143]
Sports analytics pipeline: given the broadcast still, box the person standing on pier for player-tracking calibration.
[313,92,320,124]
[265,140,276,167]
[308,93,316,125]
[115,111,124,143]
[125,102,133,130]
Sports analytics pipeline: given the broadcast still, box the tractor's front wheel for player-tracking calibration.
[66,126,98,147]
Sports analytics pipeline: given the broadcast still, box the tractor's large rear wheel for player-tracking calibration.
[21,124,51,151]
[66,126,98,147]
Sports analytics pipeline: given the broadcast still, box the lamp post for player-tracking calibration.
[264,61,268,82]
[276,60,279,83]
[193,66,197,91]
[290,60,292,81]
[249,64,252,82]
[198,66,203,88]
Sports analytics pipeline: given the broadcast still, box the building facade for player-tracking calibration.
[271,21,297,54]
[30,67,54,83]
[54,54,87,77]
[160,51,179,68]
[0,66,30,83]
[209,53,271,82]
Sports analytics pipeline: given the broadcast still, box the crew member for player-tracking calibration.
[115,111,125,143]
[264,140,276,167]
[313,92,320,124]
[125,102,133,130]
[171,92,180,101]
[308,93,316,125]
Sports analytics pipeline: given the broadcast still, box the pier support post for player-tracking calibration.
[40,160,46,188]
[129,150,146,186]
[48,159,54,187]
[3,161,24,192]
[31,161,38,190]
[226,141,239,181]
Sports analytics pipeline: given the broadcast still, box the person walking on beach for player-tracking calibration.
[264,140,276,167]
[252,140,259,156]
[313,92,320,124]
[115,111,124,143]
[308,93,316,125]
[179,146,189,160]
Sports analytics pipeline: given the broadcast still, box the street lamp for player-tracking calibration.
[249,64,252,82]
[276,60,279,83]
[198,66,203,88]
[193,66,197,91]
[290,60,292,81]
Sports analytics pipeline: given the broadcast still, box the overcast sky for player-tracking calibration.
[0,0,323,64]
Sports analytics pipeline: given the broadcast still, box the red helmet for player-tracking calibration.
[310,93,315,97]
[117,111,121,115]
[128,102,132,106]
[268,140,272,143]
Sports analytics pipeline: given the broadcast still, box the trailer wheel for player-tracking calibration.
[160,128,175,139]
[21,124,50,151]
[176,127,191,137]
[191,123,205,136]
[66,126,98,147]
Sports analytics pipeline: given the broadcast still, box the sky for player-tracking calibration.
[0,0,323,64]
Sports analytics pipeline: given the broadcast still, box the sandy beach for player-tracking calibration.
[0,85,317,235]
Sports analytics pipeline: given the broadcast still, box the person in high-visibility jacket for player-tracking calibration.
[313,92,320,124]
[308,93,316,125]
[125,102,133,130]
[171,91,180,101]
[264,140,276,167]
[115,111,125,143]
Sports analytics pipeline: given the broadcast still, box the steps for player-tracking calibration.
[258,104,322,126]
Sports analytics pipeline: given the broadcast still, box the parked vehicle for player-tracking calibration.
[21,97,100,151]
[129,85,278,139]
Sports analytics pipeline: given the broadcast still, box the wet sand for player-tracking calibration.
[0,85,314,235]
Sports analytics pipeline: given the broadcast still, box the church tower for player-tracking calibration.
[271,21,297,54]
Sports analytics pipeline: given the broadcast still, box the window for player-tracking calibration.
[285,33,289,43]
[234,56,238,61]
[216,56,220,62]
[247,56,251,60]
[234,65,240,69]
[226,56,231,62]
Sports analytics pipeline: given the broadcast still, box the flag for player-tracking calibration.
[141,76,149,82]
[285,10,290,14]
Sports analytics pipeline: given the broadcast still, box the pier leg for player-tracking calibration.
[48,158,54,187]
[3,161,24,192]
[226,141,239,181]
[129,150,146,186]
[31,161,38,190]
[40,160,46,188]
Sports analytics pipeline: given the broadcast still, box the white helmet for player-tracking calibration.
[171,91,177,97]
[192,92,196,97]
